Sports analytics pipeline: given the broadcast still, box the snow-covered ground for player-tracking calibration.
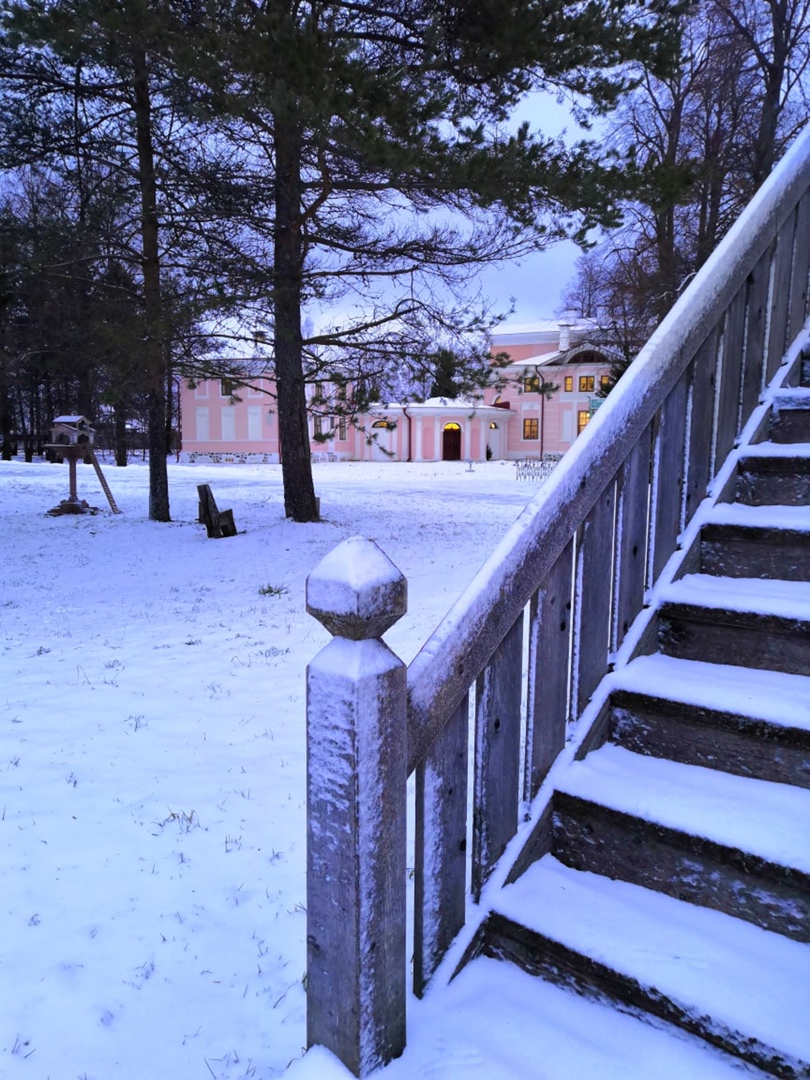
[2,455,795,1080]
[0,456,537,1080]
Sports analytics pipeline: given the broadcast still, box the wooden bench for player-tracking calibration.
[197,483,237,538]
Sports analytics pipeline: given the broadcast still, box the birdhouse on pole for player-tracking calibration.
[45,415,117,516]
[49,415,96,448]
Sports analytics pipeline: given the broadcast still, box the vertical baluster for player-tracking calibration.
[414,693,468,998]
[524,541,574,802]
[788,188,810,339]
[684,330,719,527]
[767,209,798,381]
[715,288,747,464]
[573,480,616,719]
[740,247,773,424]
[650,373,689,584]
[613,426,652,653]
[471,613,523,901]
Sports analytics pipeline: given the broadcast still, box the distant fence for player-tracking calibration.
[514,456,558,482]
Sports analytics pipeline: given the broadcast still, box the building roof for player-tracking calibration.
[373,398,511,415]
[490,318,597,347]
[506,342,619,369]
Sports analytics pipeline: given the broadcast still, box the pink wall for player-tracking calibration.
[181,378,279,458]
[180,348,612,463]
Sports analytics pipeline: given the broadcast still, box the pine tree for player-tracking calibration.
[162,0,683,519]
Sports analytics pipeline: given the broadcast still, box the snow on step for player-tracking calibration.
[611,653,810,732]
[705,501,810,530]
[772,389,810,409]
[555,743,810,874]
[738,440,810,457]
[493,856,810,1066]
[292,956,768,1080]
[660,571,810,620]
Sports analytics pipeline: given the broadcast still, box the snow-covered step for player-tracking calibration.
[698,518,810,579]
[551,743,810,941]
[294,954,774,1080]
[771,388,810,409]
[607,654,810,787]
[705,501,810,531]
[737,440,810,458]
[488,855,810,1077]
[657,573,810,676]
[660,572,810,618]
[770,391,810,444]
[612,654,810,731]
[735,444,810,505]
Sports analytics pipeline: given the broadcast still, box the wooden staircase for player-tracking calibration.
[471,365,810,1078]
[304,131,810,1078]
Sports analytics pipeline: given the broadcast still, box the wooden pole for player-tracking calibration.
[306,537,408,1076]
[67,453,79,503]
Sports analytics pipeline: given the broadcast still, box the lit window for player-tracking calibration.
[489,421,498,430]
[579,375,595,393]
[577,410,591,434]
[523,418,539,440]
[564,376,573,393]
[600,374,611,390]
[523,373,540,393]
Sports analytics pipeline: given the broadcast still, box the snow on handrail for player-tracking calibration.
[406,125,810,776]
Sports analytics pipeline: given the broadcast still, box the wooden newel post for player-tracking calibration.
[306,536,408,1077]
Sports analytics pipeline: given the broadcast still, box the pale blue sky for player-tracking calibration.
[478,238,582,325]
[478,89,597,326]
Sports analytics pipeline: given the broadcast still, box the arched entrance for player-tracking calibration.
[488,420,499,460]
[442,422,462,461]
[370,419,394,461]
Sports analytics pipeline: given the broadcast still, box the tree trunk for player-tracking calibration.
[132,46,170,521]
[0,361,12,460]
[114,400,128,466]
[165,354,175,457]
[273,109,319,522]
[33,384,44,453]
[752,63,782,188]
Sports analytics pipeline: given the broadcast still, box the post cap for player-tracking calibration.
[307,536,407,640]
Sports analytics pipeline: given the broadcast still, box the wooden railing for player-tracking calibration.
[305,126,810,1077]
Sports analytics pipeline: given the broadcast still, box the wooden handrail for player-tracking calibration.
[406,125,810,777]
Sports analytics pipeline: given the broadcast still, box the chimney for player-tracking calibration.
[558,320,572,352]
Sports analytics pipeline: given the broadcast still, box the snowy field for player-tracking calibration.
[0,455,538,1080]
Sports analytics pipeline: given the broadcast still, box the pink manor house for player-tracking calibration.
[179,320,616,464]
